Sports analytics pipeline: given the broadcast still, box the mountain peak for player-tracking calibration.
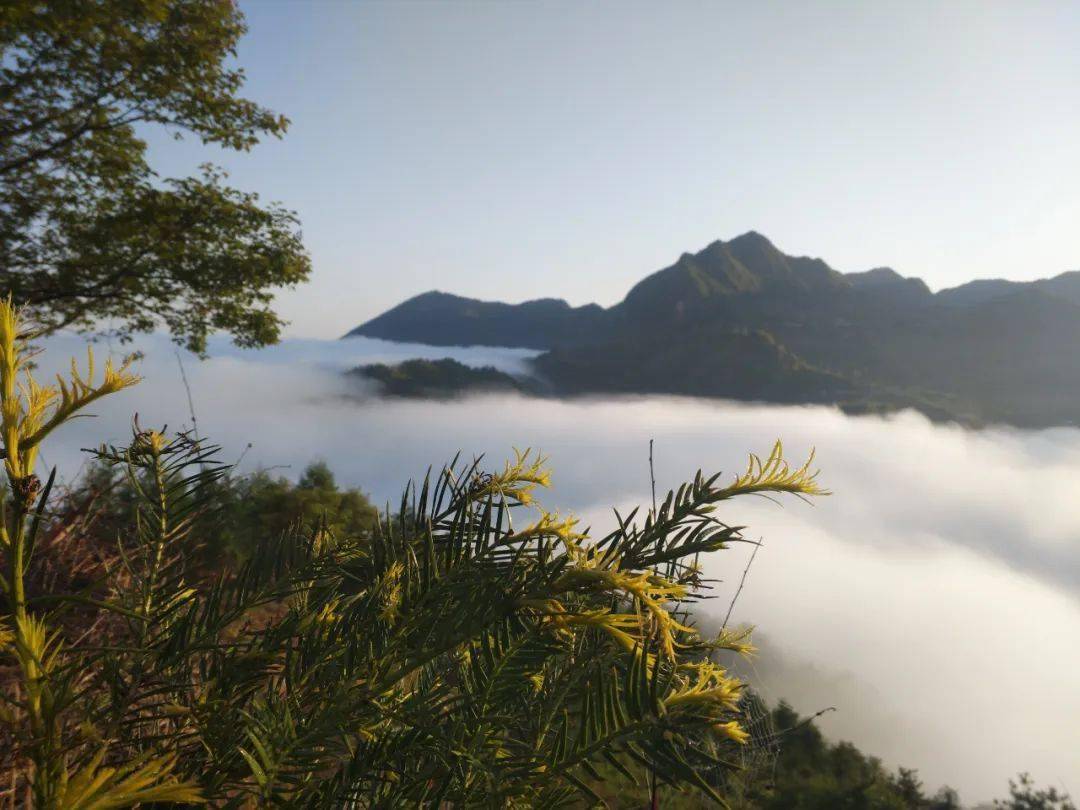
[727,230,776,249]
[858,266,901,280]
[618,231,849,320]
[846,267,907,286]
[346,289,606,349]
[846,267,931,300]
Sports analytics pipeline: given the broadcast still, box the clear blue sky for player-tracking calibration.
[150,0,1080,338]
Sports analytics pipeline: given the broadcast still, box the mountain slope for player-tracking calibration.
[617,231,850,326]
[346,233,1080,427]
[938,269,1080,308]
[347,291,607,349]
[534,326,853,402]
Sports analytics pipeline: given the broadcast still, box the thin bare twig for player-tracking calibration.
[647,438,659,810]
[720,539,761,633]
[648,438,657,517]
[784,706,837,736]
[173,349,199,442]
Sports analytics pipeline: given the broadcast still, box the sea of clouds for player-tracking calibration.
[31,333,1080,803]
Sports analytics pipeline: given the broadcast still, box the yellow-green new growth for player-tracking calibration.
[503,441,824,768]
[721,439,828,499]
[472,448,551,505]
[49,750,205,809]
[0,298,139,485]
[713,625,757,658]
[0,298,204,807]
[553,566,694,658]
[512,511,585,544]
[507,443,822,670]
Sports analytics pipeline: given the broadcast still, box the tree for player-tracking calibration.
[720,701,959,810]
[0,0,310,353]
[214,460,380,559]
[51,457,379,564]
[995,773,1077,810]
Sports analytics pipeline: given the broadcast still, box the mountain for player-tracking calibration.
[346,291,607,350]
[846,267,932,305]
[938,269,1080,308]
[614,231,851,328]
[535,326,853,402]
[346,233,1080,427]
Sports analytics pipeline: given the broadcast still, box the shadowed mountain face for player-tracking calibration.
[937,269,1080,308]
[347,232,1080,427]
[347,291,607,350]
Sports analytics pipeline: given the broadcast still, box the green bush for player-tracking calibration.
[0,301,825,806]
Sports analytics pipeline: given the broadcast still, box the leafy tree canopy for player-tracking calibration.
[995,773,1077,810]
[56,456,379,566]
[0,0,310,353]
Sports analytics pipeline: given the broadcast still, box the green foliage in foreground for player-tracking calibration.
[54,458,1070,810]
[0,307,1071,808]
[1,301,830,806]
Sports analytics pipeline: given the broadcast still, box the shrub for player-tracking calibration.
[0,299,825,806]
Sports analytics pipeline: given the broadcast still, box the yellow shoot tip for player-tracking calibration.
[722,439,829,499]
[512,511,585,544]
[712,720,750,744]
[665,661,744,712]
[472,448,553,504]
[714,626,757,658]
[0,301,141,480]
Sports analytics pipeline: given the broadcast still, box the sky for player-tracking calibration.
[148,0,1080,338]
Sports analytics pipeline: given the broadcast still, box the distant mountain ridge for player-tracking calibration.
[936,270,1080,308]
[351,291,606,350]
[347,233,1080,427]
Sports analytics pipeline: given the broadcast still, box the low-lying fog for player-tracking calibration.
[34,334,1080,803]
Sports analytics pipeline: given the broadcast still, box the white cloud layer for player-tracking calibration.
[32,334,1080,803]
